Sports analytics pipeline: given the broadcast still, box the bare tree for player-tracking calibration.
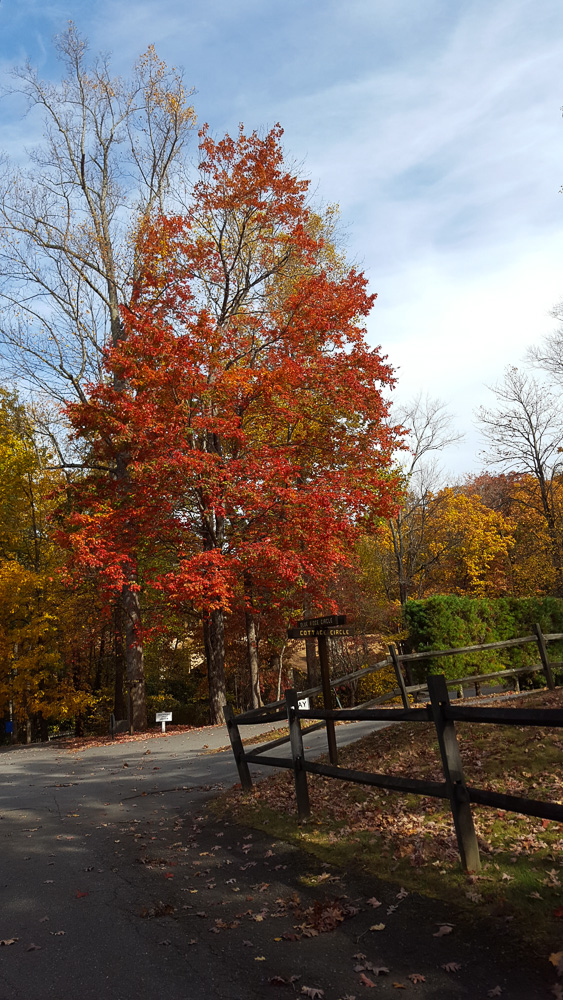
[477,366,563,594]
[528,301,563,383]
[381,394,463,604]
[0,25,196,727]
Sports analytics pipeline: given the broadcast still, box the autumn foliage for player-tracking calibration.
[60,125,403,722]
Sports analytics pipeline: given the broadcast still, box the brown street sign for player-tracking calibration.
[287,625,352,639]
[296,614,347,629]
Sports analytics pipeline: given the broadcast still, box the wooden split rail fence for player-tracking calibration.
[224,624,563,871]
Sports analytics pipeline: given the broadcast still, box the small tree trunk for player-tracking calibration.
[274,646,292,701]
[204,608,227,724]
[245,611,262,709]
[121,582,147,730]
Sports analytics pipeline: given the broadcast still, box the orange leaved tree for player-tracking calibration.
[61,125,402,723]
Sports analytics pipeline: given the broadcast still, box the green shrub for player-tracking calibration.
[403,595,563,684]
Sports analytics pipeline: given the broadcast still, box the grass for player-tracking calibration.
[215,687,563,956]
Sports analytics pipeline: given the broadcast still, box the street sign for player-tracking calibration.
[156,711,173,733]
[296,614,347,629]
[287,625,351,639]
[297,697,310,712]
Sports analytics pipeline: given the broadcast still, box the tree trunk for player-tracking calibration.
[113,599,126,719]
[121,582,147,729]
[203,608,227,724]
[38,713,49,742]
[245,610,262,709]
[305,638,320,687]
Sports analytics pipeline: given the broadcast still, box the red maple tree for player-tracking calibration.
[61,124,402,723]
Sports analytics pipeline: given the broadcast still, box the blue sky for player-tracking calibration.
[1,0,563,475]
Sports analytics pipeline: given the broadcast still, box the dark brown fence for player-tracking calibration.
[225,621,561,762]
[225,673,563,872]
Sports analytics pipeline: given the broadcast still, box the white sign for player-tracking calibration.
[297,698,310,712]
[156,711,172,733]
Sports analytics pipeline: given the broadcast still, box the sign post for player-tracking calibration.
[287,614,348,766]
[156,711,173,734]
[317,633,338,765]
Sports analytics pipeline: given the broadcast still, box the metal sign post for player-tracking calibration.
[287,614,348,767]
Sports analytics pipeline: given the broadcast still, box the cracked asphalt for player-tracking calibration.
[0,722,556,999]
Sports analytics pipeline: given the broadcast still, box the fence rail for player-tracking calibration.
[227,621,560,770]
[225,672,563,872]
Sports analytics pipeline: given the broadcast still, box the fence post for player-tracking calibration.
[389,644,410,710]
[533,623,555,691]
[285,689,311,822]
[223,704,253,791]
[428,674,481,872]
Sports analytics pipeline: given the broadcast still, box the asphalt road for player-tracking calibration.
[0,721,554,1000]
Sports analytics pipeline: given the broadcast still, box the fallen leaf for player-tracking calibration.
[301,988,324,998]
[356,963,389,976]
[392,985,407,990]
[433,924,453,937]
[442,962,462,972]
[554,907,563,919]
[487,989,503,997]
[75,890,88,899]
[370,923,385,931]
[26,943,41,951]
[408,973,425,983]
[0,939,18,946]
[50,931,65,937]
[359,973,376,987]
[366,897,382,908]
[254,955,266,961]
[549,951,563,975]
